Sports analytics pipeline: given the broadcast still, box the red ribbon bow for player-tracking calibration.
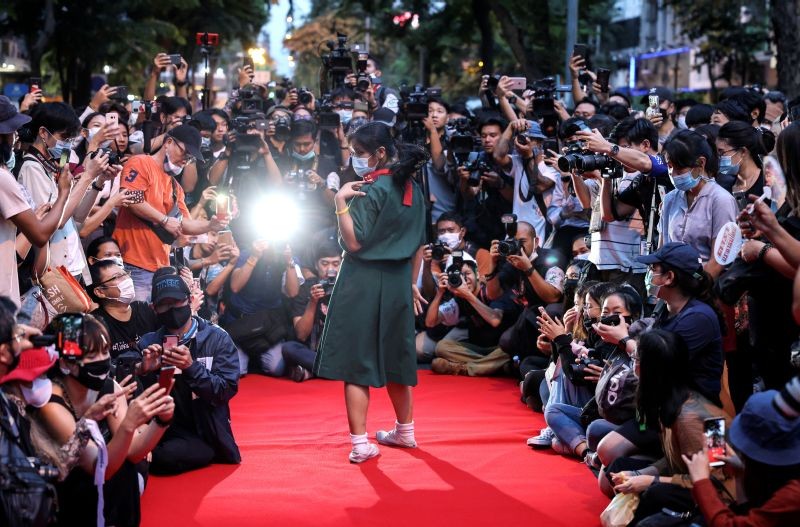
[362,168,413,207]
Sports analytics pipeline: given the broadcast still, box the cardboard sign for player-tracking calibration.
[714,222,743,265]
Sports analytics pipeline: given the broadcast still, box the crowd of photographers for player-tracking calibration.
[0,39,799,526]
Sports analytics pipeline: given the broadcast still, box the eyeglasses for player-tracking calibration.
[718,147,740,157]
[98,270,130,286]
[172,140,196,164]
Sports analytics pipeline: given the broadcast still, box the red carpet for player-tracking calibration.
[141,371,607,526]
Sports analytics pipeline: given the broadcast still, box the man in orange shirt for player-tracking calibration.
[115,124,227,301]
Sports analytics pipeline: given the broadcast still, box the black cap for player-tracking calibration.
[0,95,32,134]
[167,124,204,162]
[639,87,675,105]
[151,273,190,305]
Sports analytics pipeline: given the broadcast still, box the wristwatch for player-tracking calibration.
[91,179,104,192]
[524,266,535,277]
[507,95,518,105]
[618,335,632,350]
[610,144,620,156]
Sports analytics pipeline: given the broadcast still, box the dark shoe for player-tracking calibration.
[291,365,311,382]
[431,358,468,376]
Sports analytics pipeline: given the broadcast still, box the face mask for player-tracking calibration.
[645,269,664,299]
[21,377,53,408]
[718,155,741,177]
[201,137,211,149]
[337,110,353,125]
[88,127,112,149]
[669,169,701,192]
[573,253,589,261]
[676,116,688,129]
[157,304,192,330]
[75,358,111,391]
[564,278,579,290]
[109,277,136,305]
[438,232,461,250]
[47,138,71,161]
[128,112,139,128]
[1,142,14,171]
[582,316,598,332]
[163,149,184,177]
[348,117,368,133]
[352,153,375,178]
[292,149,316,162]
[97,256,124,268]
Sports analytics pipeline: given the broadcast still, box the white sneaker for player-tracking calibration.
[348,443,380,463]
[376,429,417,448]
[551,436,573,456]
[527,427,555,448]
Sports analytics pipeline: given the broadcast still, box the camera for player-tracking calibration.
[498,238,523,258]
[273,115,292,142]
[557,143,623,178]
[285,169,316,193]
[461,152,492,187]
[573,349,604,385]
[319,274,336,297]
[430,241,448,261]
[446,250,465,288]
[355,52,370,92]
[316,94,340,129]
[94,147,121,166]
[231,114,268,152]
[447,117,479,166]
[233,87,268,114]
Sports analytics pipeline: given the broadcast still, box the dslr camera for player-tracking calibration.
[94,147,121,166]
[430,241,448,262]
[558,142,623,179]
[497,214,521,258]
[573,349,604,385]
[446,250,465,288]
[462,152,493,187]
[231,113,268,152]
[319,273,336,297]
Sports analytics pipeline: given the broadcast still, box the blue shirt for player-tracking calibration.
[656,299,723,404]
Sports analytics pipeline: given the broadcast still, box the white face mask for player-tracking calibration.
[352,152,375,178]
[573,253,589,261]
[438,232,461,250]
[113,277,136,305]
[21,377,53,408]
[98,256,124,268]
[163,149,184,177]
[676,115,688,129]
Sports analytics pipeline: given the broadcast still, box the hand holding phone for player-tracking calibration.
[158,365,176,394]
[163,334,179,352]
[704,417,726,467]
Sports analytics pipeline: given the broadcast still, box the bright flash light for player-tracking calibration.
[252,193,301,242]
[247,47,267,66]
[103,64,111,74]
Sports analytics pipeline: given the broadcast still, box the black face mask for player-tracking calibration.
[75,358,110,391]
[157,304,192,331]
[564,278,579,290]
[582,316,597,332]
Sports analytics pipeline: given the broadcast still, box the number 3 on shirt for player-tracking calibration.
[124,168,138,184]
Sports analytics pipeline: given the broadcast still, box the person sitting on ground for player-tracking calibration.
[683,375,800,527]
[138,270,241,475]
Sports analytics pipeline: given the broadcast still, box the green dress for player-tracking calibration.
[314,174,426,387]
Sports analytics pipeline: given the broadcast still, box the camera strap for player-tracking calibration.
[24,148,59,179]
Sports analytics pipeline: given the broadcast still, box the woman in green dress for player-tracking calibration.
[314,122,428,463]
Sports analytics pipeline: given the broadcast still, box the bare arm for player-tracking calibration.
[461,290,503,327]
[571,173,593,210]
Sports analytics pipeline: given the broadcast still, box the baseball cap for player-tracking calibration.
[639,87,675,105]
[167,124,204,163]
[636,242,703,276]
[523,120,547,140]
[0,347,57,384]
[0,95,32,134]
[151,272,190,305]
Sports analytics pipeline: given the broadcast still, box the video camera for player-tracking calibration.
[446,117,480,166]
[355,52,370,93]
[232,86,269,114]
[529,77,569,138]
[399,84,441,122]
[320,33,354,93]
[316,94,340,129]
[558,142,623,178]
[231,113,268,152]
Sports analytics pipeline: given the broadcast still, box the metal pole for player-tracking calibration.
[565,0,579,83]
[365,15,371,53]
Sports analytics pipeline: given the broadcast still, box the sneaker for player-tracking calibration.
[551,436,573,456]
[584,450,601,469]
[526,427,555,448]
[348,443,380,464]
[291,365,311,382]
[376,429,417,448]
[431,357,469,376]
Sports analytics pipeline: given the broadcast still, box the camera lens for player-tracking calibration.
[447,270,462,288]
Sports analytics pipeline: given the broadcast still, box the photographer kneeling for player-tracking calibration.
[138,271,241,475]
[428,258,517,375]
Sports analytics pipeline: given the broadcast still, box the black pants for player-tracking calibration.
[150,425,215,475]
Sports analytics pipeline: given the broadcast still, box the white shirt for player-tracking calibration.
[0,167,32,306]
[504,154,557,246]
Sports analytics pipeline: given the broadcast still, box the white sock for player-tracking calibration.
[350,432,370,453]
[395,420,415,440]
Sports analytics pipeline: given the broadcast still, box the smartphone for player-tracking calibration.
[508,77,527,91]
[242,55,255,70]
[27,77,43,93]
[168,54,182,67]
[163,334,179,352]
[733,191,749,212]
[703,417,726,467]
[59,146,71,168]
[114,356,138,383]
[596,68,611,92]
[218,230,234,247]
[106,112,119,132]
[543,139,559,156]
[573,43,589,60]
[158,365,176,394]
[111,86,128,101]
[125,189,145,204]
[215,194,230,221]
